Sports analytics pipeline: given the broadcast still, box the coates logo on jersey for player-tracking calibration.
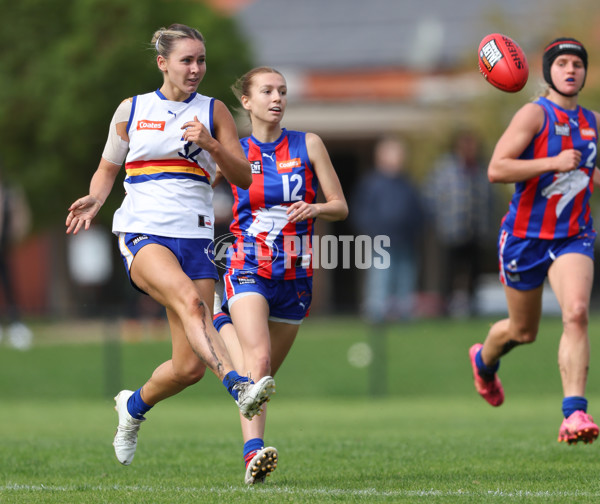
[581,128,597,140]
[277,158,301,173]
[137,120,166,131]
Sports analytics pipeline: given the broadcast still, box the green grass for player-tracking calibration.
[1,315,600,503]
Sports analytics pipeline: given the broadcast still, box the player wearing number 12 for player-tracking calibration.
[469,37,600,445]
[213,67,348,484]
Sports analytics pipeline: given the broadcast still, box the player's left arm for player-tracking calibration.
[287,132,348,223]
[592,167,600,188]
[182,100,251,189]
[592,111,600,188]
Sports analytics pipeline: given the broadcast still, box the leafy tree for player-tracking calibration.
[0,0,252,228]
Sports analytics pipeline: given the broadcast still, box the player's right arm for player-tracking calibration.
[488,102,581,184]
[66,159,122,234]
[66,99,131,235]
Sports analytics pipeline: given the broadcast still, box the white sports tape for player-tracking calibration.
[101,99,132,166]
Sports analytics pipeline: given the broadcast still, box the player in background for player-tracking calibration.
[212,67,348,483]
[65,24,275,466]
[469,38,600,444]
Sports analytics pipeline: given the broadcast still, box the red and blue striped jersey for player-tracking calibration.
[501,96,598,239]
[227,129,318,279]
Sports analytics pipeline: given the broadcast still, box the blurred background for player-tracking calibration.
[1,0,600,344]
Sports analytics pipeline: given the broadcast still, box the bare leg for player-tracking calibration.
[139,306,206,406]
[219,295,297,483]
[223,295,271,441]
[480,284,543,367]
[547,253,593,398]
[131,244,236,383]
[222,297,298,436]
[112,244,276,466]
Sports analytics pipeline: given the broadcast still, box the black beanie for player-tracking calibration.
[543,38,588,95]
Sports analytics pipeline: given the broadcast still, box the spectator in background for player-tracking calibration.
[424,130,497,317]
[0,159,33,350]
[351,136,425,323]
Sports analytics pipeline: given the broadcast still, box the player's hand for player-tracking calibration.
[182,115,214,150]
[286,201,319,223]
[553,149,582,173]
[66,195,102,234]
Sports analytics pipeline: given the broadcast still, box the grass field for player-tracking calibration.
[2,315,600,503]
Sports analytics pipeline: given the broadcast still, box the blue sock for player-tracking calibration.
[213,312,233,333]
[222,371,248,400]
[562,396,588,418]
[475,348,499,380]
[127,388,153,420]
[243,437,264,459]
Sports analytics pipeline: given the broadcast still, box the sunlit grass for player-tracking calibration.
[1,315,600,502]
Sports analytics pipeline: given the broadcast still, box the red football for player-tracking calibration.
[478,33,529,93]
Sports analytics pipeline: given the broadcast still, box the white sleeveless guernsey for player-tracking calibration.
[112,90,217,239]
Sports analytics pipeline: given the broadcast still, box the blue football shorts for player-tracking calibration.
[222,270,312,324]
[118,232,218,294]
[498,228,596,290]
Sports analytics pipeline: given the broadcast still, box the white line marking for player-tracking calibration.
[1,484,599,499]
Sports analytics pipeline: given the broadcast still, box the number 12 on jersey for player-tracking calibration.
[282,173,303,201]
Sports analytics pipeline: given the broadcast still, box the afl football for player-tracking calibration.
[478,33,529,92]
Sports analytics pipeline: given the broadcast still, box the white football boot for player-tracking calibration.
[234,376,276,420]
[113,390,144,465]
